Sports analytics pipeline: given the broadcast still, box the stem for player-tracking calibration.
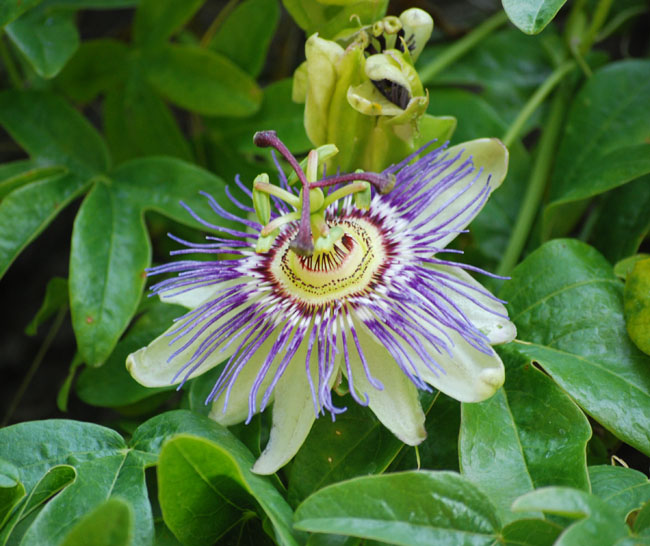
[200,0,240,47]
[418,11,509,83]
[0,34,22,89]
[502,61,575,148]
[584,0,614,52]
[2,308,67,427]
[496,83,573,276]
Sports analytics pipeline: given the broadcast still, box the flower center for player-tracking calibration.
[269,218,386,307]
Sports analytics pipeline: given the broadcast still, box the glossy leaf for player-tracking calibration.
[69,181,150,366]
[636,501,650,536]
[0,163,66,200]
[0,173,88,280]
[0,0,42,26]
[591,174,650,263]
[0,421,153,546]
[133,0,205,46]
[55,39,130,103]
[624,258,650,355]
[294,471,501,545]
[589,465,650,519]
[288,394,404,506]
[103,78,193,163]
[209,0,280,77]
[501,518,563,546]
[0,90,110,177]
[0,459,25,528]
[547,61,650,230]
[501,239,650,456]
[24,276,68,335]
[146,44,262,117]
[512,487,630,546]
[75,300,182,407]
[460,347,590,523]
[501,0,568,34]
[146,412,299,546]
[207,79,311,155]
[60,498,133,546]
[0,465,76,546]
[6,5,78,78]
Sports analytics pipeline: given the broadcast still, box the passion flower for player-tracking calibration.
[127,132,515,474]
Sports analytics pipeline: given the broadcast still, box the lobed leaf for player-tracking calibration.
[501,239,650,457]
[589,465,650,520]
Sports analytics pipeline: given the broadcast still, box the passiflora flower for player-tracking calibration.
[127,131,516,475]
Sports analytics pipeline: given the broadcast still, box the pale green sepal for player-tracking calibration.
[347,313,427,445]
[304,34,345,146]
[413,114,457,149]
[416,138,508,248]
[126,307,244,387]
[292,61,308,103]
[251,340,322,475]
[399,8,434,62]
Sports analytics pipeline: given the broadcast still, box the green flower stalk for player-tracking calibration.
[293,8,455,172]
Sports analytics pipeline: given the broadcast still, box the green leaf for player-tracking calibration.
[287,394,404,506]
[500,239,650,457]
[0,459,25,528]
[546,60,650,232]
[460,346,590,523]
[75,300,183,407]
[143,411,299,546]
[25,276,68,335]
[0,465,76,546]
[146,44,262,117]
[55,39,130,103]
[6,5,79,78]
[0,173,88,280]
[69,181,150,366]
[133,0,205,46]
[501,0,568,34]
[591,174,650,263]
[294,471,501,545]
[282,0,388,39]
[589,465,650,520]
[207,78,311,155]
[624,258,650,356]
[512,487,630,545]
[0,90,110,177]
[501,518,563,546]
[0,163,66,200]
[209,0,279,77]
[110,156,232,230]
[45,0,138,7]
[60,498,133,546]
[103,78,193,163]
[0,0,42,26]
[635,501,650,536]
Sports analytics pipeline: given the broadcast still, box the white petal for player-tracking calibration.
[426,264,516,345]
[126,306,245,388]
[418,138,509,248]
[407,325,505,403]
[208,326,284,427]
[160,284,221,309]
[346,314,426,445]
[252,334,327,475]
